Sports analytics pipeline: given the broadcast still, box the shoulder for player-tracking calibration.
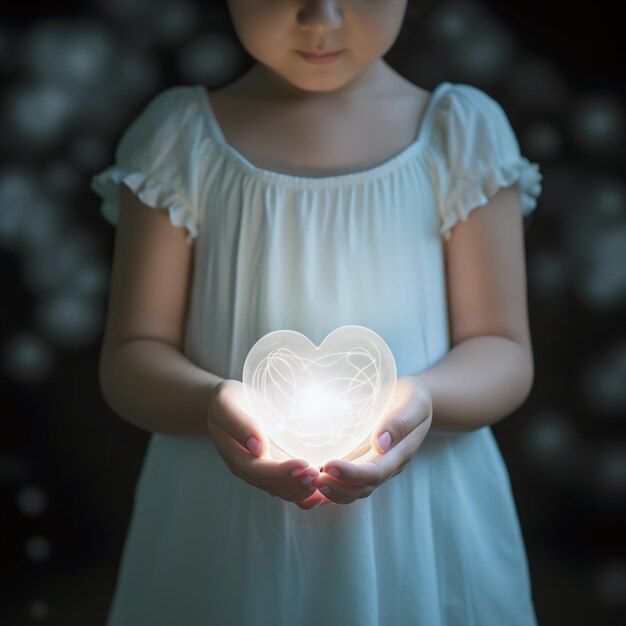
[424,81,520,162]
[432,82,506,119]
[116,85,205,161]
[435,82,512,128]
[135,84,203,125]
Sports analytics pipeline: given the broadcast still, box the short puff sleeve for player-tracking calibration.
[90,86,200,245]
[428,84,542,242]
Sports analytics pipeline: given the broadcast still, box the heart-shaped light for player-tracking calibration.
[242,325,397,467]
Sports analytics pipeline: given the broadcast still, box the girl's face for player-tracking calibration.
[226,0,410,99]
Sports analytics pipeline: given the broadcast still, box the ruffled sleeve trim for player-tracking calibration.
[431,83,543,242]
[439,156,543,242]
[90,86,201,246]
[91,165,198,245]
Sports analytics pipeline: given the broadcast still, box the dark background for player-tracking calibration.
[1,0,624,624]
[1,0,624,90]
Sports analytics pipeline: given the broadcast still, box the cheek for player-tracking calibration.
[230,4,290,58]
[350,3,407,50]
[376,6,407,42]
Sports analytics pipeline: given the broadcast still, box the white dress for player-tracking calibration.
[91,80,543,626]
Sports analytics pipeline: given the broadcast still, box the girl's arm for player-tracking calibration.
[100,338,223,436]
[98,184,222,436]
[413,335,533,435]
[415,184,535,434]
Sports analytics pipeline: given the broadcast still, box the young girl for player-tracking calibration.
[92,0,542,624]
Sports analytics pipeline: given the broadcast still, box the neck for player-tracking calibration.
[243,59,389,103]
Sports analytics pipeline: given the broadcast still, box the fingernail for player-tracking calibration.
[301,474,315,485]
[320,486,331,494]
[327,468,340,478]
[246,437,260,456]
[290,467,308,478]
[377,431,392,452]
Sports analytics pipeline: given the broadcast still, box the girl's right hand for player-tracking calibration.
[207,379,327,510]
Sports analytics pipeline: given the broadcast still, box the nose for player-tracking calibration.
[297,0,343,34]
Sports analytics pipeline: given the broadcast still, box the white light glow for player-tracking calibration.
[243,325,397,467]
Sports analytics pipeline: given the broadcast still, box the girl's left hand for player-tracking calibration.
[311,376,433,506]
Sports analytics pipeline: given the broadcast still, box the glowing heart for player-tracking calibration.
[242,325,397,467]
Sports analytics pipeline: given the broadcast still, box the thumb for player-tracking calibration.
[210,382,267,457]
[369,380,400,454]
[372,428,393,454]
[370,412,396,454]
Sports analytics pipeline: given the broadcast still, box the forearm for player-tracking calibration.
[412,336,534,435]
[99,339,225,436]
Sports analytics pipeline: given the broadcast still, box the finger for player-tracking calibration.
[209,383,269,458]
[321,414,432,496]
[370,390,431,455]
[312,477,372,504]
[246,457,321,488]
[310,477,361,505]
[311,462,378,503]
[317,438,411,495]
[262,472,320,501]
[213,422,319,487]
[296,492,326,510]
[306,475,358,504]
[387,414,431,462]
[277,482,319,503]
[240,455,320,489]
[319,455,383,488]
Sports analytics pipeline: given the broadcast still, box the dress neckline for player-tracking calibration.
[194,81,452,189]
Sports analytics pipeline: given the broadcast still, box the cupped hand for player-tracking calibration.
[207,379,327,510]
[310,376,433,506]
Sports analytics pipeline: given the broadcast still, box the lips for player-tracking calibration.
[301,50,342,57]
[298,50,343,64]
